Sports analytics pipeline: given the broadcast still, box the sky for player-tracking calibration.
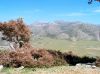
[0,0,100,24]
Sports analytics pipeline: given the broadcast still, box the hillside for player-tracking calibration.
[30,21,100,41]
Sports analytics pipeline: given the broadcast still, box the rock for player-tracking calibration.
[91,65,96,69]
[16,66,24,70]
[85,65,92,68]
[76,63,82,67]
[76,63,97,69]
[0,65,3,71]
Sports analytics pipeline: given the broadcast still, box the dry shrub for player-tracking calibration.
[63,51,96,66]
[95,57,100,67]
[9,51,33,67]
[0,45,98,68]
[0,18,31,48]
[31,49,55,67]
[47,50,67,66]
[0,46,55,68]
[0,50,11,67]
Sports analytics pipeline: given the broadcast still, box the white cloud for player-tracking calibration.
[57,12,86,17]
[93,9,100,13]
[66,12,86,16]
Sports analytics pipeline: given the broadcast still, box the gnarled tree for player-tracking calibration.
[0,18,31,49]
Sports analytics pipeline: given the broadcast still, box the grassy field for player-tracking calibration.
[0,65,100,74]
[31,37,100,57]
[0,37,100,74]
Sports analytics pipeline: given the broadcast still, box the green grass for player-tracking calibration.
[0,65,71,74]
[1,67,36,74]
[31,37,100,57]
[0,65,100,74]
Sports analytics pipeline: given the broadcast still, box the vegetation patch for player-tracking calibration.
[0,46,99,68]
[0,19,99,68]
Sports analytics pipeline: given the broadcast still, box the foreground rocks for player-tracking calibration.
[76,63,97,69]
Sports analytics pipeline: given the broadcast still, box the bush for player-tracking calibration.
[63,51,96,66]
[0,48,55,68]
[47,50,67,66]
[95,57,100,67]
[0,46,98,68]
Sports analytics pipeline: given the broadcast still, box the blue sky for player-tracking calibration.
[0,0,100,24]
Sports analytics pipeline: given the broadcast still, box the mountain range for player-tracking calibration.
[0,21,100,46]
[30,21,100,41]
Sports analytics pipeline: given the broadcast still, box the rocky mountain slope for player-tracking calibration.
[30,21,100,41]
